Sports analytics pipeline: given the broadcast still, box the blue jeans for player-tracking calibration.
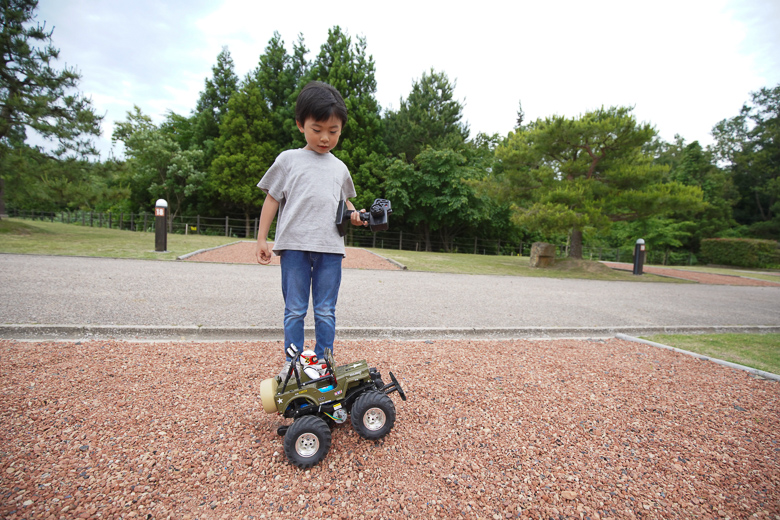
[280,250,343,360]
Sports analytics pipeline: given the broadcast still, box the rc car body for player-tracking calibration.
[259,348,406,468]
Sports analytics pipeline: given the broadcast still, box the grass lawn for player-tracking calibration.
[641,333,780,375]
[365,248,687,282]
[0,218,241,261]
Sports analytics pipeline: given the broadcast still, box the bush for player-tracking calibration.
[699,238,779,268]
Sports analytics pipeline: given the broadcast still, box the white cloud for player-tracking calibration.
[33,0,780,158]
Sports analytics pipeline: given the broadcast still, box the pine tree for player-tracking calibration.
[0,0,102,216]
[495,106,705,258]
[253,31,305,152]
[209,78,276,236]
[192,46,238,167]
[384,68,469,163]
[308,27,387,208]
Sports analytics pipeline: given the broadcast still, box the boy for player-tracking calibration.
[255,81,364,376]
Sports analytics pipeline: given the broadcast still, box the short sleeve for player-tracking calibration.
[257,153,288,202]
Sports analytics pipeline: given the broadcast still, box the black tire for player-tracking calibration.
[350,390,396,440]
[283,416,332,468]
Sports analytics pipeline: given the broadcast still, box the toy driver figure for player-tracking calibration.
[300,349,328,380]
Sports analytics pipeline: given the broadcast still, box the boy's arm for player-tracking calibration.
[345,200,367,227]
[256,194,280,264]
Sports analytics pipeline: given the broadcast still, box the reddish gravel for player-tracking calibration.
[184,242,402,271]
[1,338,778,519]
[603,262,780,287]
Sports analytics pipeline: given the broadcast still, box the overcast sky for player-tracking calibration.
[36,0,780,159]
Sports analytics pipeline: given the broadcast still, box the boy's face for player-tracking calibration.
[297,115,343,154]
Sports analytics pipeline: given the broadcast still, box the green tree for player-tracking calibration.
[113,108,204,221]
[209,80,276,236]
[253,31,307,151]
[669,141,737,245]
[712,84,780,238]
[308,26,387,209]
[385,148,485,251]
[383,68,469,162]
[0,0,102,216]
[192,47,238,167]
[495,106,704,258]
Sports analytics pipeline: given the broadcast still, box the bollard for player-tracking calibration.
[633,238,645,275]
[155,199,168,252]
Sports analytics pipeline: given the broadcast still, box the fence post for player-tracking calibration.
[197,215,201,234]
[225,216,229,237]
[474,237,477,255]
[399,230,403,250]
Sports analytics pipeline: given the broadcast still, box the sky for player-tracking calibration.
[35,0,780,159]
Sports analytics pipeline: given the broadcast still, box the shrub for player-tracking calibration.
[699,238,779,268]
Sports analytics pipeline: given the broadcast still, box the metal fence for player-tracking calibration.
[8,208,266,238]
[7,208,698,265]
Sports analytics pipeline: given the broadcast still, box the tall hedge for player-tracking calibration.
[699,238,779,268]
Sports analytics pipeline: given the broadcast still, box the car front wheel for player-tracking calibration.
[350,390,396,440]
[283,415,332,468]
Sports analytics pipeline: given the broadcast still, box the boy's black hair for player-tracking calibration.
[295,81,348,126]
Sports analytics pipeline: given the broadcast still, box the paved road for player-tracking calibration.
[2,254,779,340]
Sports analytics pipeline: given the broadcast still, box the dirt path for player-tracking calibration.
[602,262,780,287]
[183,241,403,270]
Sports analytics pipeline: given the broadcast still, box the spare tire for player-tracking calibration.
[259,377,279,414]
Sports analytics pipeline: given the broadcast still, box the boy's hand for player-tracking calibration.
[256,240,273,264]
[351,209,367,227]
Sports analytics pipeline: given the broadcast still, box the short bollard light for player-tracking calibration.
[633,238,645,275]
[155,199,168,252]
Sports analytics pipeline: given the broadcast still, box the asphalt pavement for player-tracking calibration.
[2,254,780,341]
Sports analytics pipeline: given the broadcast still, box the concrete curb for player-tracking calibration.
[176,240,246,261]
[365,249,407,270]
[616,333,780,382]
[3,324,780,342]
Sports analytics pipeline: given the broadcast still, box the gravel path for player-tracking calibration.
[184,242,402,271]
[602,262,780,287]
[1,338,778,520]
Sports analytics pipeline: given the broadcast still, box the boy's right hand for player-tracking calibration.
[256,240,273,264]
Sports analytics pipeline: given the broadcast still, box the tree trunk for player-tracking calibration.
[569,227,583,259]
[245,212,251,238]
[421,222,432,252]
[0,177,5,220]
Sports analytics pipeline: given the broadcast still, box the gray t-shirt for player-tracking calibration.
[257,148,357,255]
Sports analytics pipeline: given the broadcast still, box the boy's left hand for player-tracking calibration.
[351,209,367,227]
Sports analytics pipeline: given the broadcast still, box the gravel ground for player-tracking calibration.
[184,242,402,271]
[1,338,778,520]
[602,263,780,287]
